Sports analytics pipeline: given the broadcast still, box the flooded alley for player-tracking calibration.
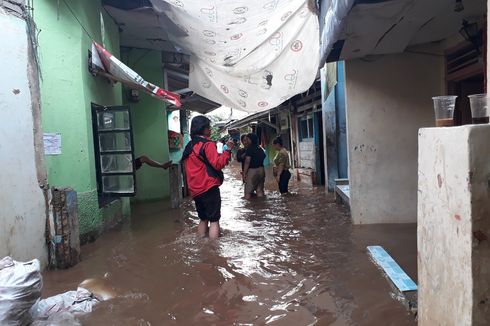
[1,1,488,325]
[43,165,417,325]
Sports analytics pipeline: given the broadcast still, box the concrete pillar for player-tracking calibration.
[418,125,490,326]
[169,163,183,208]
[48,188,80,269]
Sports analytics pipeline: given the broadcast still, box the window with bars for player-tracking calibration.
[91,103,136,200]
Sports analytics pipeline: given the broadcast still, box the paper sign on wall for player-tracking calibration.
[43,133,61,155]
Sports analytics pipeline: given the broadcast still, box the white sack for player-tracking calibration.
[30,287,99,320]
[0,257,42,326]
[31,312,82,326]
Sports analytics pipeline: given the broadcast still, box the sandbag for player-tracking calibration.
[31,311,82,326]
[30,287,99,320]
[0,256,43,326]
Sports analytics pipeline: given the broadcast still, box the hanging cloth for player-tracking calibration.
[91,42,181,107]
[150,0,319,112]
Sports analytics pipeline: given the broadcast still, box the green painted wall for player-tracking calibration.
[122,49,170,201]
[35,0,130,237]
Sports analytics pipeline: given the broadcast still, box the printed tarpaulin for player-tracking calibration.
[150,0,320,113]
[91,42,181,107]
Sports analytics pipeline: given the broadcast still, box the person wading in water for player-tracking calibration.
[272,136,291,194]
[182,116,234,240]
[242,133,266,199]
[236,134,250,175]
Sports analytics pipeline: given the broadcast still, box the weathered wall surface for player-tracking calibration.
[299,141,315,169]
[418,125,490,326]
[123,49,170,201]
[469,126,490,324]
[0,8,47,264]
[345,51,443,224]
[35,0,130,237]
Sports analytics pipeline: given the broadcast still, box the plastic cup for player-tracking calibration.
[432,96,457,127]
[217,142,224,154]
[468,94,489,124]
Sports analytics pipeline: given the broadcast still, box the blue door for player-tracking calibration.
[321,61,348,191]
[336,62,348,179]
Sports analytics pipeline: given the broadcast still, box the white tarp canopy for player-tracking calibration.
[150,0,320,113]
[319,0,486,63]
[318,0,354,65]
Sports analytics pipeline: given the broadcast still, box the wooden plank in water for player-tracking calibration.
[367,246,417,292]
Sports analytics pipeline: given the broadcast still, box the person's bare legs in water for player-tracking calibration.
[244,191,252,200]
[209,222,220,239]
[198,220,208,237]
[197,220,220,240]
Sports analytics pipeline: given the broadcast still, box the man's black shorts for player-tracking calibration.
[194,187,221,222]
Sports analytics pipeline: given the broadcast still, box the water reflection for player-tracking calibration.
[41,165,416,325]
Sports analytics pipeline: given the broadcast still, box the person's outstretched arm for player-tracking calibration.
[138,155,173,169]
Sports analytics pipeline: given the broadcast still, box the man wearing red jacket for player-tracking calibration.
[182,116,234,240]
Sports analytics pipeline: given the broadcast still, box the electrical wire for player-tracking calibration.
[131,49,152,67]
[60,0,94,40]
[24,0,43,79]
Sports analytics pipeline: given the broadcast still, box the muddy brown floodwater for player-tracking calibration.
[43,164,417,325]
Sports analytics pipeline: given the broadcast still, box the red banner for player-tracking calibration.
[91,42,181,107]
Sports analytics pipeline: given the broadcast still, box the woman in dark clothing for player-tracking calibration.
[242,133,266,199]
[236,134,250,173]
[272,136,291,194]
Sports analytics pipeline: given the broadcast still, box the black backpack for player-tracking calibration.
[182,138,224,184]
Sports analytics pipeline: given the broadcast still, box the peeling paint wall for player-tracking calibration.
[345,49,443,224]
[0,7,47,265]
[298,141,315,169]
[469,126,490,324]
[418,125,490,326]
